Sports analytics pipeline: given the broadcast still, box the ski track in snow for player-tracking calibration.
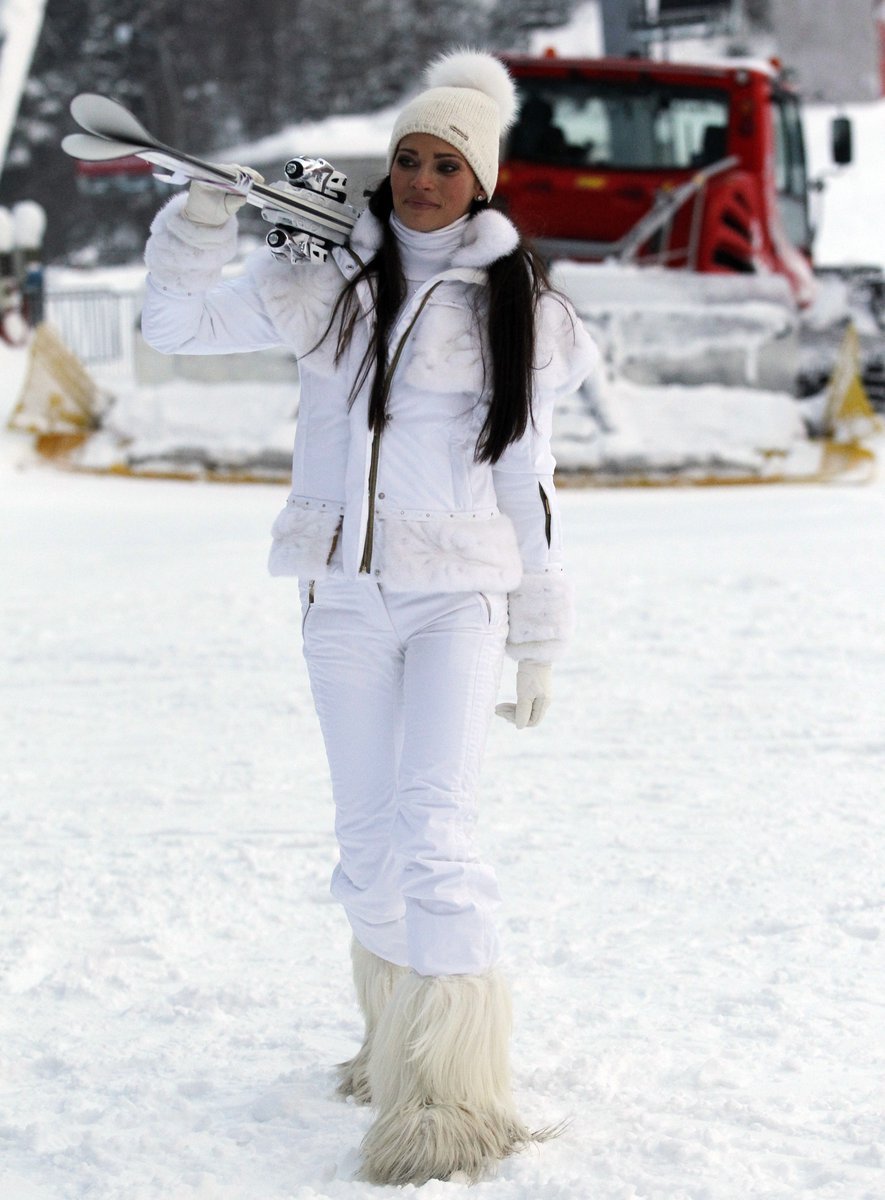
[1,459,884,1200]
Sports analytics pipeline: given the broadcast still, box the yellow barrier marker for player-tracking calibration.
[7,323,110,440]
[823,323,879,434]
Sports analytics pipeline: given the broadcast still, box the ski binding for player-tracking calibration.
[261,158,352,264]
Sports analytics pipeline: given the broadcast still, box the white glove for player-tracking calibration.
[183,165,264,226]
[495,661,552,730]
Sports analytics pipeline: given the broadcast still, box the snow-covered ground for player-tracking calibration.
[2,433,884,1198]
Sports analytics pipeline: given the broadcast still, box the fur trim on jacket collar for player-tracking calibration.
[348,207,519,268]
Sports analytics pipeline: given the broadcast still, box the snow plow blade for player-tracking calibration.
[555,439,876,488]
[552,261,800,394]
[544,264,879,487]
[554,372,878,487]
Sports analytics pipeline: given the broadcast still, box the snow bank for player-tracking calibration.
[76,378,298,478]
[555,376,812,478]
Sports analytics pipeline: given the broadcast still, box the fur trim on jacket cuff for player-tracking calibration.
[506,571,575,661]
[268,500,343,577]
[144,193,239,295]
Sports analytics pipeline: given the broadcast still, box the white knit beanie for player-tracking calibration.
[387,49,519,199]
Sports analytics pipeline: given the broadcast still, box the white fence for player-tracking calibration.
[45,288,143,380]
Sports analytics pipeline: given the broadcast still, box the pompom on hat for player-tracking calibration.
[387,49,519,199]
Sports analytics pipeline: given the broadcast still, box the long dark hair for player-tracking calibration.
[325,177,551,465]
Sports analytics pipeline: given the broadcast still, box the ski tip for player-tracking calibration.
[69,92,115,120]
[69,93,155,145]
[61,132,146,162]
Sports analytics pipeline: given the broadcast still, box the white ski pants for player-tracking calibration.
[300,578,507,976]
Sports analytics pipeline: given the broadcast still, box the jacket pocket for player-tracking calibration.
[477,591,507,629]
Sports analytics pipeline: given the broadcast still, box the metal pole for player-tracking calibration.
[600,0,640,56]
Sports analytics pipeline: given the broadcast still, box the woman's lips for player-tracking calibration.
[406,199,439,208]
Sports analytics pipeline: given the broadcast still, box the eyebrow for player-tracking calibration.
[398,147,465,162]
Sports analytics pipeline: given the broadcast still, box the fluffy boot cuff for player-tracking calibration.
[359,970,545,1185]
[336,938,408,1106]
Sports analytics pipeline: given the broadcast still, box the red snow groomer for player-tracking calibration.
[496,52,885,407]
[497,54,822,308]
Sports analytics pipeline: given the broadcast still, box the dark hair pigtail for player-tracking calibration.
[475,232,550,465]
[364,185,405,433]
[321,178,404,432]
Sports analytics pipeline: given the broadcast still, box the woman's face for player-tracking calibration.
[390,133,482,232]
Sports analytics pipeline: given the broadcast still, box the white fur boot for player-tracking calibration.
[336,937,408,1104]
[358,969,538,1185]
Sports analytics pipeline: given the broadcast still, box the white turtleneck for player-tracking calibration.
[391,212,470,303]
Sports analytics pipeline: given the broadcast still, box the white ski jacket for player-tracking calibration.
[141,194,598,659]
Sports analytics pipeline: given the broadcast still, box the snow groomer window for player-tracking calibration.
[507,79,729,170]
[771,90,812,253]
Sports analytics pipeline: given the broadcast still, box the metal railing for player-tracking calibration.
[45,288,142,378]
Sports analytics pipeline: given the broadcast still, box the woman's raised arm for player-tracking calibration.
[141,192,282,355]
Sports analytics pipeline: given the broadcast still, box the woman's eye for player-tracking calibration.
[396,155,417,169]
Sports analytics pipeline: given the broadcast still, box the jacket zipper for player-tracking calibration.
[360,427,383,573]
[359,283,442,575]
[539,482,552,548]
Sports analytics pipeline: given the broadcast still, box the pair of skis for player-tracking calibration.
[62,94,359,263]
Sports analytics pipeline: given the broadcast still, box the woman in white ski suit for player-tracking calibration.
[142,49,597,1187]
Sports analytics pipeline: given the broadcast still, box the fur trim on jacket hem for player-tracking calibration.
[268,502,524,593]
[506,572,575,661]
[375,511,522,593]
[144,193,238,294]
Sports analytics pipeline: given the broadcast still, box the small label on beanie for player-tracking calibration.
[449,124,469,140]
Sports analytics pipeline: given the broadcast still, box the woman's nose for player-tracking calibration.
[411,165,433,189]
